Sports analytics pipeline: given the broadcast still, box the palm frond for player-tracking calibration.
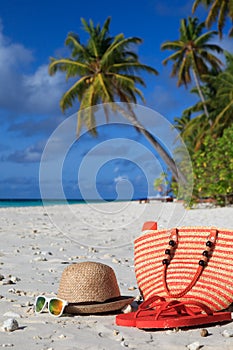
[99,17,111,40]
[110,72,145,87]
[170,55,185,77]
[65,34,87,58]
[194,30,218,45]
[192,0,206,13]
[162,50,183,66]
[111,62,158,75]
[48,58,91,77]
[103,36,142,63]
[206,0,220,28]
[77,84,99,136]
[217,0,228,38]
[96,73,111,101]
[228,26,233,37]
[60,76,88,111]
[80,18,92,34]
[200,43,223,54]
[211,100,233,129]
[49,16,160,144]
[229,0,233,17]
[177,56,191,87]
[161,41,184,51]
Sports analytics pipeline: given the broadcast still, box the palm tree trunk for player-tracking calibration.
[116,105,187,185]
[192,68,211,124]
[138,127,187,184]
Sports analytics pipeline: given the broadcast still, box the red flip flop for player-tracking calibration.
[136,300,233,329]
[115,295,166,327]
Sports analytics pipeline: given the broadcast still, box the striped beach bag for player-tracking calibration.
[134,222,233,311]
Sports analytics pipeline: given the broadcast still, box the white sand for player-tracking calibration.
[1,201,233,349]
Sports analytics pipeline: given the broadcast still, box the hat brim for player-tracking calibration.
[64,296,134,315]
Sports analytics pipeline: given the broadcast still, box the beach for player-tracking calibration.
[1,200,233,350]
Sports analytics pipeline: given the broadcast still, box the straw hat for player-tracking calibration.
[57,261,134,314]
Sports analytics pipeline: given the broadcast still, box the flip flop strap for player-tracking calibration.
[162,228,218,298]
[154,300,213,320]
[134,295,166,318]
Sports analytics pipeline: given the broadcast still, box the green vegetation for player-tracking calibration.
[49,17,158,136]
[161,3,233,206]
[49,17,185,183]
[161,16,223,120]
[171,51,233,206]
[192,125,233,206]
[192,0,233,38]
[49,2,233,206]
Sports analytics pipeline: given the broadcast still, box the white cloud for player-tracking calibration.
[0,20,33,68]
[0,21,69,119]
[22,64,68,114]
[5,140,46,163]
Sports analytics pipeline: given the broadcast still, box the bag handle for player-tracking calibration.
[162,228,218,299]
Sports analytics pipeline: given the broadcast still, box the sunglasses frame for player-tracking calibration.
[35,295,68,317]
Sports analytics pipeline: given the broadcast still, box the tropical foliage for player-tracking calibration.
[207,53,233,133]
[174,52,233,154]
[192,125,233,206]
[49,3,233,205]
[158,6,233,205]
[192,0,233,38]
[49,17,158,135]
[49,17,186,183]
[171,50,233,205]
[161,16,223,119]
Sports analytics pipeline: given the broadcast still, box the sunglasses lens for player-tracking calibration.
[35,296,46,313]
[49,298,64,316]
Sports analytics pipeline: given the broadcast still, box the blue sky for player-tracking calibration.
[0,0,232,200]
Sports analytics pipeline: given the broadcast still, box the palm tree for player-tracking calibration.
[173,79,217,152]
[175,53,233,150]
[161,16,223,121]
[173,112,192,133]
[49,17,186,183]
[209,52,233,132]
[192,0,233,38]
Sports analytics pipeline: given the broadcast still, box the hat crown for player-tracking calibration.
[57,262,121,303]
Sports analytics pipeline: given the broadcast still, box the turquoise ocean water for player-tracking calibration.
[0,199,85,208]
[0,199,122,208]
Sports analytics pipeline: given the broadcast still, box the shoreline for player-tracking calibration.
[1,201,233,349]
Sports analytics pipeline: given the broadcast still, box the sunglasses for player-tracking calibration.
[35,295,68,317]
